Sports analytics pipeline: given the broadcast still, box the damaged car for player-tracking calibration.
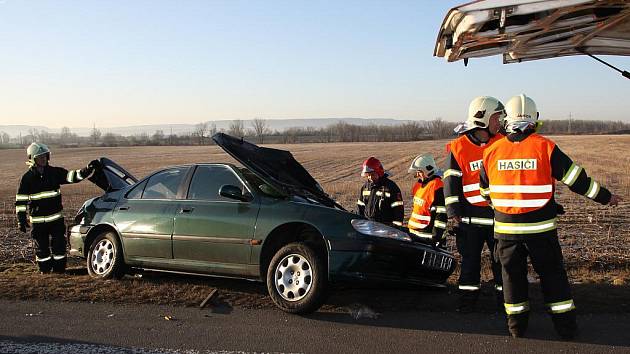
[69,133,455,314]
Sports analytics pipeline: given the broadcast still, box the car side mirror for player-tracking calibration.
[219,185,252,202]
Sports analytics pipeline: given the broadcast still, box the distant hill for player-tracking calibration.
[0,118,418,137]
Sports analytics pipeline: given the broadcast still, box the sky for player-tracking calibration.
[0,0,628,129]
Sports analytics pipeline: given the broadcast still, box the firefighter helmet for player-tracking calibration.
[26,142,50,166]
[408,153,437,177]
[462,96,506,132]
[361,157,385,177]
[505,94,538,124]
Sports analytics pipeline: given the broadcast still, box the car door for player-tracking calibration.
[114,167,189,259]
[172,164,259,268]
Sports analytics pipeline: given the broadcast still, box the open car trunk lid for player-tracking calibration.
[89,157,138,192]
[212,133,343,209]
[434,0,630,63]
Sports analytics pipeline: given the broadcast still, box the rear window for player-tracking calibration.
[142,168,188,200]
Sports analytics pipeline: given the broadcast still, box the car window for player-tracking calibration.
[142,168,188,200]
[126,179,148,199]
[187,165,246,201]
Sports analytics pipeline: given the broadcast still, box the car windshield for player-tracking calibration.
[239,168,284,198]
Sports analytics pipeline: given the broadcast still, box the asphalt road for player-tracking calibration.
[1,299,629,353]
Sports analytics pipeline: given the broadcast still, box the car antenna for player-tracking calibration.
[578,48,630,80]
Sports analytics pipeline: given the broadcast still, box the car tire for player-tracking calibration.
[87,231,126,279]
[266,242,327,314]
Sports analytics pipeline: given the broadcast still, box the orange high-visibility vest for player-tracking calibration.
[483,134,555,214]
[449,134,501,207]
[408,178,443,232]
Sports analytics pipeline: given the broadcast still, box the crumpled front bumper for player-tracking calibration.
[67,224,92,258]
[327,237,455,287]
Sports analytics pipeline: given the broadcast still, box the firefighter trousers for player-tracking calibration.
[31,218,67,273]
[456,223,503,293]
[495,233,577,338]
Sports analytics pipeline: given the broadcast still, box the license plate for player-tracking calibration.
[421,251,453,271]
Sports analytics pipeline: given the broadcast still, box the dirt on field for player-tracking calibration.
[0,136,629,311]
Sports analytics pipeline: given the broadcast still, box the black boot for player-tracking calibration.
[456,290,479,313]
[52,255,66,274]
[37,257,53,274]
[507,313,529,338]
[552,311,578,340]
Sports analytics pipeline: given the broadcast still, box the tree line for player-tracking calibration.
[1,118,628,148]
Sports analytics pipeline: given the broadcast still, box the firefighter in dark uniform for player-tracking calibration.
[357,157,404,228]
[407,154,447,247]
[15,143,99,274]
[444,96,505,312]
[480,94,622,339]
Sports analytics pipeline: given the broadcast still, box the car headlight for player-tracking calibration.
[350,219,411,242]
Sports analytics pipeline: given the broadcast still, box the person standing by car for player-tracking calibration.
[15,142,100,274]
[444,96,505,312]
[407,154,447,247]
[480,94,622,339]
[357,157,404,228]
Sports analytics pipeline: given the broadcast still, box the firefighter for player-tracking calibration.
[407,154,447,246]
[444,96,505,312]
[15,143,100,274]
[480,94,622,339]
[357,157,404,228]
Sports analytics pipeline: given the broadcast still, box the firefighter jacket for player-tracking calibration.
[408,176,447,241]
[15,164,92,226]
[480,132,611,240]
[443,133,501,227]
[357,176,404,227]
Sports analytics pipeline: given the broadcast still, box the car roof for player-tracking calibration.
[434,0,630,63]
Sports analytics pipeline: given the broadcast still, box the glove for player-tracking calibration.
[88,159,102,171]
[18,222,29,233]
[556,203,566,215]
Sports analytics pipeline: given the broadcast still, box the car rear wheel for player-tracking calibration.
[266,242,327,314]
[87,231,126,279]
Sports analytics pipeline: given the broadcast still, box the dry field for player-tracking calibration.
[0,135,629,311]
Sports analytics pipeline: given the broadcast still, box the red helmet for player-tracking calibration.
[361,157,384,177]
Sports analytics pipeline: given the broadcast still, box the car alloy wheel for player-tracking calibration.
[274,253,313,302]
[87,231,126,279]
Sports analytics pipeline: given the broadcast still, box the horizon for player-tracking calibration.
[0,1,628,128]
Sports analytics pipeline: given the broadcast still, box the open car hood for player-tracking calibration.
[434,0,630,63]
[212,133,343,209]
[89,157,138,192]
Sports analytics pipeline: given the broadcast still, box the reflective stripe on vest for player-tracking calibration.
[435,206,446,214]
[357,199,365,206]
[494,218,557,234]
[505,301,530,314]
[30,212,63,224]
[449,134,500,208]
[546,299,575,314]
[434,220,447,229]
[15,194,29,201]
[484,134,555,214]
[409,229,432,239]
[391,201,403,208]
[409,178,443,232]
[16,205,27,213]
[445,196,459,205]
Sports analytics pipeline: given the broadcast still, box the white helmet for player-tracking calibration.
[504,94,539,133]
[408,153,438,177]
[26,142,50,166]
[462,96,506,132]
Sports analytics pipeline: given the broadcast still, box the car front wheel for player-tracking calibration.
[266,242,327,314]
[87,231,126,279]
